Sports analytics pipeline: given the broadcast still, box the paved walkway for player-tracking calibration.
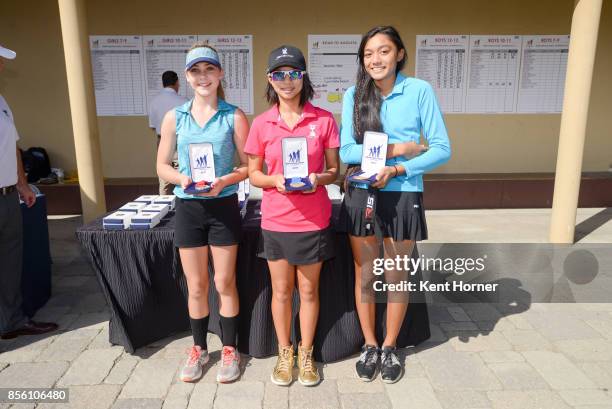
[1,208,612,409]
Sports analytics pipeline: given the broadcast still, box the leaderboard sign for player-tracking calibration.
[89,35,254,116]
[415,34,570,114]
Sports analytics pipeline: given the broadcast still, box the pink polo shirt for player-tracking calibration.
[244,102,340,232]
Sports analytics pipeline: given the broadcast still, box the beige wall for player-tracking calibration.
[1,0,610,178]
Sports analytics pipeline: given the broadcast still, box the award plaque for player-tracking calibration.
[348,131,389,185]
[282,137,313,191]
[184,143,215,194]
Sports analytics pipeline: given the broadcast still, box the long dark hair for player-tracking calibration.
[265,72,314,107]
[352,26,407,144]
[343,26,407,192]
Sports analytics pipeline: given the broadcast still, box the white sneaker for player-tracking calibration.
[216,345,241,383]
[179,345,209,382]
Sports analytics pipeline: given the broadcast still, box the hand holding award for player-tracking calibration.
[282,137,313,191]
[184,143,215,194]
[348,131,389,185]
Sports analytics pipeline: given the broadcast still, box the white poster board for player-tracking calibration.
[308,35,360,113]
[416,35,469,113]
[89,36,147,116]
[197,35,254,114]
[466,35,522,113]
[143,35,196,109]
[517,35,569,113]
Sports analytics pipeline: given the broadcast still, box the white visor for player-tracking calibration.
[0,45,16,60]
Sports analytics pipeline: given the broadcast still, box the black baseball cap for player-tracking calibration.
[267,45,306,73]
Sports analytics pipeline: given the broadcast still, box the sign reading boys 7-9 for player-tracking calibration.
[282,137,309,179]
[360,131,388,176]
[188,142,215,182]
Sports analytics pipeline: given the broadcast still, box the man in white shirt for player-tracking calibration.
[148,71,188,195]
[0,44,57,339]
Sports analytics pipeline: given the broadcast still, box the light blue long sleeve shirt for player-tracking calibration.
[339,73,451,192]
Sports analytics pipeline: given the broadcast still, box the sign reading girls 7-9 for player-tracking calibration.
[89,36,147,116]
[197,35,254,115]
[308,35,361,114]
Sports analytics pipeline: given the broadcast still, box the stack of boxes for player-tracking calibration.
[102,186,250,231]
[102,211,134,230]
[103,195,175,230]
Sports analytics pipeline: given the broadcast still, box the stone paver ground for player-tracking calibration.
[1,208,612,408]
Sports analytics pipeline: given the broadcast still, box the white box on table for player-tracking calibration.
[103,211,134,230]
[119,202,148,213]
[130,211,162,230]
[142,203,169,218]
[131,210,162,225]
[153,195,176,210]
[133,195,159,205]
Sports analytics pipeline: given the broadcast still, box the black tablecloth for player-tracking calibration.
[76,201,430,362]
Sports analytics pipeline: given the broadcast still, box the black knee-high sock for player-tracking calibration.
[190,316,209,350]
[219,315,238,347]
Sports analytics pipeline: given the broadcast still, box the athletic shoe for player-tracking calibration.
[297,343,320,386]
[271,344,294,386]
[217,345,241,383]
[179,345,209,382]
[355,344,379,381]
[380,346,402,384]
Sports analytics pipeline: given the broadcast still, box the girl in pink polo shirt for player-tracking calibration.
[244,45,340,387]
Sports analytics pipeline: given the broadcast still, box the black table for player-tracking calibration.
[76,201,430,362]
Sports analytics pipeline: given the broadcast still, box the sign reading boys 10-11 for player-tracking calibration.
[188,143,215,183]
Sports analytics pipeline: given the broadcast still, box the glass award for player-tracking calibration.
[184,142,215,194]
[282,137,312,191]
[348,131,389,185]
[237,180,249,210]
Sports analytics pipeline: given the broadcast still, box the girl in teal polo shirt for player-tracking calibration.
[157,43,249,384]
[339,26,451,383]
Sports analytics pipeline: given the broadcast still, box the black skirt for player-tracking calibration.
[338,186,428,241]
[257,227,336,265]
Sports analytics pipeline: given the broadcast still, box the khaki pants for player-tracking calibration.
[157,135,178,195]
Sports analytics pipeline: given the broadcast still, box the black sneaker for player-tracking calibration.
[380,346,402,384]
[355,344,379,381]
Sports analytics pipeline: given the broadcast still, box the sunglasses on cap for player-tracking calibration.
[267,70,306,81]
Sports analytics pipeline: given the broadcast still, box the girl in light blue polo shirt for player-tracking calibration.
[157,43,249,384]
[338,26,451,384]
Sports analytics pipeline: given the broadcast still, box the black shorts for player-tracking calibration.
[174,194,242,248]
[257,227,336,265]
[338,186,428,241]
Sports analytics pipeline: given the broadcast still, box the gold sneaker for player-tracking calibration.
[271,344,294,386]
[297,343,320,386]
